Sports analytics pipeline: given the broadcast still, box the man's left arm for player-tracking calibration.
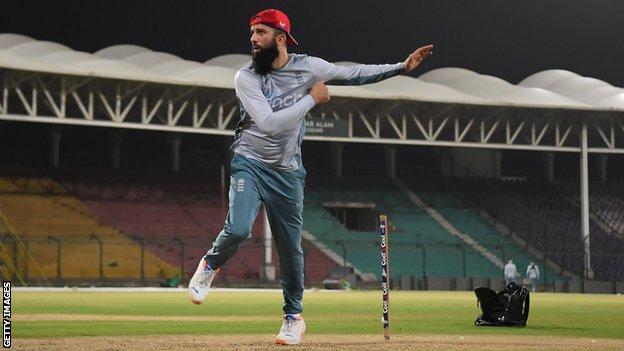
[309,44,433,86]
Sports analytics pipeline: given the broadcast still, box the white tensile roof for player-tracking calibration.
[204,54,252,70]
[519,70,624,109]
[0,33,622,111]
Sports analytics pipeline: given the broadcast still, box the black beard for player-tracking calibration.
[251,40,279,75]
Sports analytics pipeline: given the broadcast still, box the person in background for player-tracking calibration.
[526,261,540,292]
[504,259,519,285]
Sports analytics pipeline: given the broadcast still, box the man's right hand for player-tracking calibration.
[310,81,330,105]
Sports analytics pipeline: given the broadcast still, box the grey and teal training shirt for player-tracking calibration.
[233,54,405,171]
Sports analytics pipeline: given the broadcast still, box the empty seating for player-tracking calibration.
[560,181,624,236]
[64,179,339,284]
[464,179,624,280]
[401,178,558,283]
[0,177,178,281]
[304,177,510,280]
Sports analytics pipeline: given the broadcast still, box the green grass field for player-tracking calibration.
[14,289,624,340]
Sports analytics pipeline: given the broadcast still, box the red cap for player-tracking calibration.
[249,9,299,46]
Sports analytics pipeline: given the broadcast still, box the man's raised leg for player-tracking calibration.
[188,165,261,304]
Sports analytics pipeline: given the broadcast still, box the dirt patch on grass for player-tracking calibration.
[14,334,624,351]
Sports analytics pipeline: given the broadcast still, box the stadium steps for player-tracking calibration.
[303,177,503,280]
[395,179,504,268]
[400,178,559,283]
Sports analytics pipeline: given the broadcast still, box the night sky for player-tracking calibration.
[2,0,622,85]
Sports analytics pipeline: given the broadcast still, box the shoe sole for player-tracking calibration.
[274,331,305,345]
[188,285,208,305]
[274,338,298,346]
[189,293,203,305]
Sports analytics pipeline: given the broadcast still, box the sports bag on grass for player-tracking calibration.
[474,282,530,327]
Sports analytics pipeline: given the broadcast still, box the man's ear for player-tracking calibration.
[278,33,287,47]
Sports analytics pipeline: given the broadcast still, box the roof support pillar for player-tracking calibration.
[580,122,593,279]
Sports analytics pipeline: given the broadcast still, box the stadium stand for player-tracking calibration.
[62,179,261,282]
[462,179,624,280]
[62,178,340,284]
[0,177,178,283]
[400,177,558,283]
[303,176,539,280]
[559,181,624,236]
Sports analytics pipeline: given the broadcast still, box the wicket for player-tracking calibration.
[379,214,391,340]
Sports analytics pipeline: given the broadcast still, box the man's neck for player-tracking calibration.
[272,49,289,70]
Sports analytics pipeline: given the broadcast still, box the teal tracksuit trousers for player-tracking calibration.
[205,153,306,314]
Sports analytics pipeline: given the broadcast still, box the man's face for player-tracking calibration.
[250,23,281,75]
[250,23,280,55]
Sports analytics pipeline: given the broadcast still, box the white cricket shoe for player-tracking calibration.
[188,257,219,305]
[274,314,306,345]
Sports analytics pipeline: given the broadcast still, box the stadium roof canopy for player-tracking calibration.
[1,33,623,111]
[1,33,623,155]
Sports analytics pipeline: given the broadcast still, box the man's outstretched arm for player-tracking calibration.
[309,44,434,86]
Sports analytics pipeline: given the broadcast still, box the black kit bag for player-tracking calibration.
[474,282,530,327]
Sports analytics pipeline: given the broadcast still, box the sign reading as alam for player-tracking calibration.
[305,118,349,137]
